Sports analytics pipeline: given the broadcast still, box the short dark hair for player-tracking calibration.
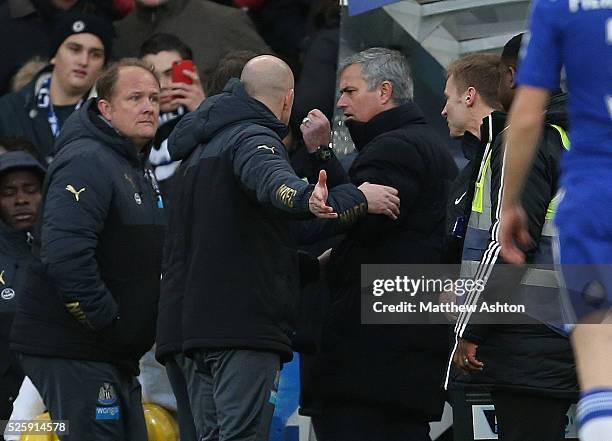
[501,33,524,67]
[96,58,160,101]
[206,50,259,96]
[446,53,501,108]
[138,33,193,60]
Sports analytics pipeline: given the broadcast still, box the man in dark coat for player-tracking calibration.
[0,13,112,163]
[10,59,165,441]
[158,54,401,441]
[0,151,45,423]
[301,47,457,441]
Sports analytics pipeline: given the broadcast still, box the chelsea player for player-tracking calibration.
[498,1,612,440]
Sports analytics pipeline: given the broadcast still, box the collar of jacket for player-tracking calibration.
[168,78,288,161]
[345,102,426,151]
[136,0,188,22]
[54,98,151,167]
[8,0,36,18]
[21,67,95,115]
[0,220,31,258]
[477,110,507,148]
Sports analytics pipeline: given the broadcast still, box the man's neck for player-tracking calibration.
[49,77,85,106]
[465,104,497,139]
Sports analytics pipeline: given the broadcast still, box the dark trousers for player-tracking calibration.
[312,404,432,441]
[18,353,147,441]
[491,391,572,441]
[0,366,22,421]
[186,349,280,441]
[165,353,197,441]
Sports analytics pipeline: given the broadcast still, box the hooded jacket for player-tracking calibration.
[10,99,165,374]
[302,103,458,420]
[156,79,368,362]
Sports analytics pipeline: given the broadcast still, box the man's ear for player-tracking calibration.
[465,86,477,107]
[284,88,294,111]
[509,65,518,89]
[379,81,393,105]
[97,98,112,121]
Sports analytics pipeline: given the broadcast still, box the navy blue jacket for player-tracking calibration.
[156,79,368,362]
[11,100,166,373]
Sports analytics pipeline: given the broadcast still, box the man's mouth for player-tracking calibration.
[72,69,87,78]
[13,213,34,222]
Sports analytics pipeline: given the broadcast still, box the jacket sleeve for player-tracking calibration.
[40,150,118,331]
[232,132,367,222]
[348,136,422,235]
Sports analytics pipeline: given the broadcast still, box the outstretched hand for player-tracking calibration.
[309,170,338,219]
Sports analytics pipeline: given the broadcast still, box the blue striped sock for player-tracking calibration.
[577,388,612,441]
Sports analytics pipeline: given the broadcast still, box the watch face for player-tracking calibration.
[317,146,332,161]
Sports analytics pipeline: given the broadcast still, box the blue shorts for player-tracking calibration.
[554,176,612,320]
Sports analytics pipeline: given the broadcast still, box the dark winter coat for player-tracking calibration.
[0,222,31,417]
[155,79,369,363]
[454,93,578,398]
[304,103,458,421]
[10,99,166,374]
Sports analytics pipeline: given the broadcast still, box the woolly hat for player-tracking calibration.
[51,13,114,61]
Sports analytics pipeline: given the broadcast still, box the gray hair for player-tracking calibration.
[339,47,414,104]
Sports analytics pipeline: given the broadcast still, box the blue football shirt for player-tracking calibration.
[517,0,612,176]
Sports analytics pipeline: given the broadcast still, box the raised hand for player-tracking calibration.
[300,109,332,153]
[167,69,206,112]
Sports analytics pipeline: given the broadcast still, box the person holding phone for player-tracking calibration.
[139,33,206,198]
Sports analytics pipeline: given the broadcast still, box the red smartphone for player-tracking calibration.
[171,60,195,85]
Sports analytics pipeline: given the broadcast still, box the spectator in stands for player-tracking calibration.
[10,59,165,441]
[115,0,270,83]
[140,33,205,197]
[0,13,112,163]
[205,50,259,96]
[0,150,45,424]
[303,48,457,441]
[0,0,118,96]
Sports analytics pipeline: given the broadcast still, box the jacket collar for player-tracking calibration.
[136,0,188,22]
[9,0,36,18]
[346,102,426,151]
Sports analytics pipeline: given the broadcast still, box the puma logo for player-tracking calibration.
[0,270,5,285]
[257,145,276,154]
[66,185,86,201]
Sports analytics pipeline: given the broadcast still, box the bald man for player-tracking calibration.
[158,55,400,441]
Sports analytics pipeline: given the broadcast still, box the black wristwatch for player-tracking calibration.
[311,144,333,161]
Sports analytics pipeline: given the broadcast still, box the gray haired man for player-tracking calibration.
[300,47,457,441]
